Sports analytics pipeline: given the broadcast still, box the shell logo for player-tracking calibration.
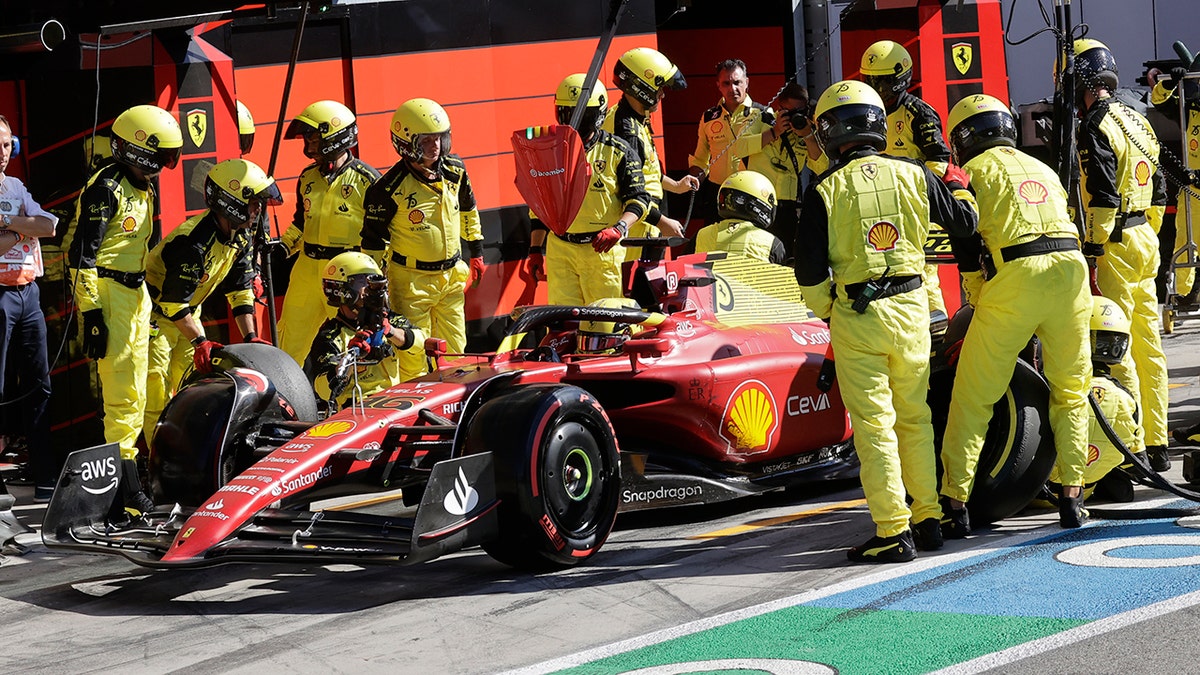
[720,380,777,454]
[135,130,147,142]
[228,179,241,192]
[121,216,137,233]
[710,121,724,134]
[305,420,357,438]
[1018,180,1049,205]
[1135,160,1151,186]
[330,116,343,129]
[408,210,425,224]
[867,221,899,252]
[1086,443,1100,466]
[643,68,654,79]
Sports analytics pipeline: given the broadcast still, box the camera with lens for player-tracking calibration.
[781,106,811,132]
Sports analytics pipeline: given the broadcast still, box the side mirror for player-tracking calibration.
[424,337,447,370]
[624,338,669,366]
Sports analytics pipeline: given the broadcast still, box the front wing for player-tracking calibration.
[41,444,501,568]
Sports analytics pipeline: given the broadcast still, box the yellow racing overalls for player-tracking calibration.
[362,154,482,365]
[1151,79,1200,298]
[64,161,155,461]
[542,129,649,306]
[795,148,978,538]
[884,91,954,318]
[604,99,664,261]
[144,212,257,438]
[694,218,786,264]
[689,97,772,223]
[1078,96,1171,448]
[940,145,1092,499]
[277,158,380,365]
[306,310,423,408]
[1049,372,1145,488]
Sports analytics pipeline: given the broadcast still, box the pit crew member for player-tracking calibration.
[1072,39,1171,471]
[794,81,978,563]
[64,103,182,514]
[362,98,483,369]
[277,100,380,366]
[693,170,787,264]
[526,74,650,306]
[940,94,1091,531]
[143,159,282,441]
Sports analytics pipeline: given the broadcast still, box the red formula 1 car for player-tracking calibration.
[42,250,1054,569]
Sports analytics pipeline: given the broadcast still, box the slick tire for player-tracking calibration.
[207,342,319,422]
[929,358,1056,525]
[463,384,620,569]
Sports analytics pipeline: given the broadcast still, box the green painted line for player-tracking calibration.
[552,606,1084,675]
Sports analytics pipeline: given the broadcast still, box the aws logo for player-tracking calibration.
[304,420,356,438]
[720,380,777,455]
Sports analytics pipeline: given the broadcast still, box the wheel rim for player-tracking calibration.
[561,447,594,502]
[542,420,607,536]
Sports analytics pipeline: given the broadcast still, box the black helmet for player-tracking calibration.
[813,80,888,161]
[947,94,1018,163]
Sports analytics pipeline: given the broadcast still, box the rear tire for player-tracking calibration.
[463,384,620,569]
[929,358,1056,525]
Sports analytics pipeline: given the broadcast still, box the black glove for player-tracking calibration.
[1168,66,1189,90]
[82,309,108,359]
[1189,169,1200,187]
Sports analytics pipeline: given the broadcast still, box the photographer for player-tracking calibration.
[747,83,827,260]
[306,252,425,411]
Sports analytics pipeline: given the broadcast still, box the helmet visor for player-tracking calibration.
[1092,330,1130,364]
[577,332,626,354]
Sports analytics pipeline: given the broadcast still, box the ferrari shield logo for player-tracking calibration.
[952,42,973,76]
[186,108,207,148]
[593,158,607,173]
[342,184,353,199]
[861,163,878,180]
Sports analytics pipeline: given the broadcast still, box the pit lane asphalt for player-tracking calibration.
[3,317,1200,674]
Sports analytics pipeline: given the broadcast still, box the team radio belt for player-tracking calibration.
[842,274,922,313]
[97,267,146,289]
[1000,235,1079,263]
[391,250,461,271]
[555,231,603,245]
[1111,210,1146,243]
[304,243,354,260]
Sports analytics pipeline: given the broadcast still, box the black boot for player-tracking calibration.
[1146,445,1171,472]
[120,459,155,516]
[1059,489,1089,528]
[847,530,916,563]
[939,496,971,539]
[912,517,944,551]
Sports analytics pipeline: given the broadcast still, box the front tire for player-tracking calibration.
[463,384,620,569]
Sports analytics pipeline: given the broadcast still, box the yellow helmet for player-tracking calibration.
[285,100,358,160]
[613,47,686,108]
[860,40,913,108]
[110,104,183,173]
[235,100,255,154]
[1091,295,1130,364]
[390,98,452,162]
[322,251,384,308]
[718,170,776,228]
[1073,38,1119,91]
[555,73,608,133]
[204,159,282,227]
[947,94,1018,163]
[813,80,887,160]
[577,297,640,355]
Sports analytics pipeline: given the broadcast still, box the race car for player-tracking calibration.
[41,249,1054,569]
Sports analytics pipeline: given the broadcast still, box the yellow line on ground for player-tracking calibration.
[688,498,867,540]
[1169,383,1187,389]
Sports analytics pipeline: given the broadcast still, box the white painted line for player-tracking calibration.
[501,525,1074,675]
[930,589,1200,675]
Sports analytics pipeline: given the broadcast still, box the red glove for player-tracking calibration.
[1088,259,1103,296]
[592,224,626,253]
[348,330,372,355]
[468,256,486,288]
[942,163,970,190]
[524,248,546,281]
[243,332,272,346]
[192,339,222,373]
